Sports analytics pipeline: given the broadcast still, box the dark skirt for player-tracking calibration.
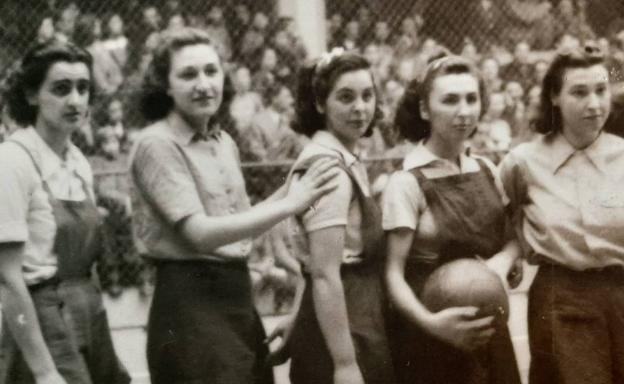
[389,261,521,384]
[146,259,274,384]
[1,279,130,384]
[289,262,395,384]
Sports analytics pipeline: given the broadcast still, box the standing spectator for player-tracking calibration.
[130,28,338,384]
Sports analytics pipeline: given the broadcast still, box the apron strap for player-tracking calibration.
[8,140,94,204]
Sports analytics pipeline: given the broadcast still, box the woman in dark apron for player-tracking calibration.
[382,55,521,384]
[272,50,395,384]
[0,41,129,384]
[129,28,337,384]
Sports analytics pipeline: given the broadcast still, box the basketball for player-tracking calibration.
[420,258,509,323]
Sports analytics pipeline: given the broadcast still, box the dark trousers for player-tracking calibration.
[529,263,624,384]
[1,280,130,384]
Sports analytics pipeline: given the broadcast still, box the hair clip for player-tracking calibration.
[316,47,345,73]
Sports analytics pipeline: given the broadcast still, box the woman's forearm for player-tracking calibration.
[311,273,358,367]
[386,268,433,329]
[0,244,58,379]
[181,197,296,255]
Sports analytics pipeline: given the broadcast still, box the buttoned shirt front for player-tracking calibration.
[0,127,94,284]
[500,132,624,270]
[130,112,252,262]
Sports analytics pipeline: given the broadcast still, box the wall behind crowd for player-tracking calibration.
[0,0,624,313]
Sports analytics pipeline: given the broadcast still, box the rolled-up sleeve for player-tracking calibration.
[0,145,32,243]
[498,151,528,216]
[302,170,352,232]
[131,136,204,226]
[382,171,421,231]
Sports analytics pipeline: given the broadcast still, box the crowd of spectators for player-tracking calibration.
[1,0,624,311]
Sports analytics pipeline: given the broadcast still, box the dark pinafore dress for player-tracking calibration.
[2,141,130,384]
[391,158,521,384]
[288,154,395,384]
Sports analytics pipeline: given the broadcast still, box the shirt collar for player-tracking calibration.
[166,111,221,146]
[311,130,359,167]
[22,127,83,181]
[402,140,472,171]
[549,131,609,174]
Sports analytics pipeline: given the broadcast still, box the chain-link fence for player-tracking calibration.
[1,0,624,314]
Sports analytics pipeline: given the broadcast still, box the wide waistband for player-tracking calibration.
[152,257,249,272]
[28,275,92,294]
[537,257,624,277]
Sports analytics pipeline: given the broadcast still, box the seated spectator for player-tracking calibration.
[94,95,128,157]
[205,6,232,61]
[53,2,79,43]
[36,17,55,44]
[503,80,527,137]
[240,11,269,64]
[481,57,504,92]
[248,82,304,161]
[501,40,534,88]
[73,13,123,95]
[230,65,263,135]
[460,39,482,63]
[327,13,344,49]
[102,13,129,71]
[395,16,421,58]
[472,92,512,158]
[230,4,252,57]
[165,12,186,32]
[342,20,361,51]
[252,47,279,95]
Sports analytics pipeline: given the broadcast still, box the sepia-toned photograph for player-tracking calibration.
[0,0,624,383]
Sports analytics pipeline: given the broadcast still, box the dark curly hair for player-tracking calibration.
[394,54,488,143]
[4,39,94,127]
[292,50,383,137]
[535,43,606,135]
[139,27,234,127]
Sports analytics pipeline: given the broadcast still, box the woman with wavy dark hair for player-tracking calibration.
[268,49,394,384]
[0,40,130,384]
[500,43,624,384]
[129,27,338,384]
[382,55,521,384]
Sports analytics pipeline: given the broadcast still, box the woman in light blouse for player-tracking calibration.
[500,43,624,384]
[129,28,338,384]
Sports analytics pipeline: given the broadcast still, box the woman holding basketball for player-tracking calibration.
[382,54,521,384]
[500,44,624,384]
